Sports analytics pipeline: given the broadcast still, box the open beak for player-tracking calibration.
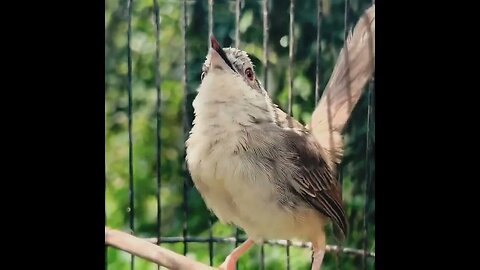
[210,35,236,73]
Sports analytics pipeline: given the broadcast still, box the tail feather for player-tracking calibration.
[308,4,375,166]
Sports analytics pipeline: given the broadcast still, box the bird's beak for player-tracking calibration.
[210,35,236,73]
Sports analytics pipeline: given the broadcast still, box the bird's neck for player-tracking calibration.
[191,73,276,134]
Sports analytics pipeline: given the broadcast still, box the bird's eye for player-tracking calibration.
[201,72,206,81]
[245,68,254,81]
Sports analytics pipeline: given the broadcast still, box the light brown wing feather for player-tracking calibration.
[309,5,375,165]
[282,130,348,239]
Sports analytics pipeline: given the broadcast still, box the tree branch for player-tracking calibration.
[105,227,215,270]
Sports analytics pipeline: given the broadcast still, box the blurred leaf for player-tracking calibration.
[239,10,253,33]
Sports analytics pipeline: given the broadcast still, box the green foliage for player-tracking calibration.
[106,0,374,269]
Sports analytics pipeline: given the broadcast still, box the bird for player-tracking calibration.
[186,5,374,270]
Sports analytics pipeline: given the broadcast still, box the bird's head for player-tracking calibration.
[195,35,276,124]
[200,35,264,94]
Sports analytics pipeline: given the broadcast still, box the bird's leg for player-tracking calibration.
[311,233,326,270]
[218,238,255,270]
[311,249,325,270]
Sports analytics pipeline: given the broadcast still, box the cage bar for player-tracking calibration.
[344,0,350,40]
[182,0,189,257]
[288,0,295,117]
[126,0,135,268]
[235,0,241,48]
[263,0,269,93]
[315,0,323,105]
[152,2,162,268]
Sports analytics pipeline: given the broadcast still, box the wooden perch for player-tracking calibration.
[105,227,215,270]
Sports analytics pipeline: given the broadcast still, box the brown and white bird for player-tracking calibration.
[186,5,374,270]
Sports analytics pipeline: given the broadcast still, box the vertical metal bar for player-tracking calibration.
[363,12,375,262]
[105,243,108,269]
[336,165,343,267]
[315,0,323,105]
[260,240,265,270]
[367,4,375,269]
[208,216,214,266]
[262,0,269,92]
[235,230,240,248]
[235,230,240,270]
[288,0,295,116]
[363,80,373,270]
[152,1,162,270]
[105,7,108,266]
[182,0,189,257]
[235,0,241,48]
[363,3,375,268]
[105,168,108,270]
[344,0,350,40]
[208,0,213,44]
[286,240,290,270]
[335,250,341,270]
[105,3,109,95]
[126,0,135,269]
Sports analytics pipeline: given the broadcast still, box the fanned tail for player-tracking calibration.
[308,5,375,166]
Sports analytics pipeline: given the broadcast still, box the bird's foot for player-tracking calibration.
[218,255,236,270]
[217,238,254,270]
[311,249,325,270]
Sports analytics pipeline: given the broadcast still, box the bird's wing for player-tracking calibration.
[282,130,348,240]
[244,124,348,239]
[308,4,375,165]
